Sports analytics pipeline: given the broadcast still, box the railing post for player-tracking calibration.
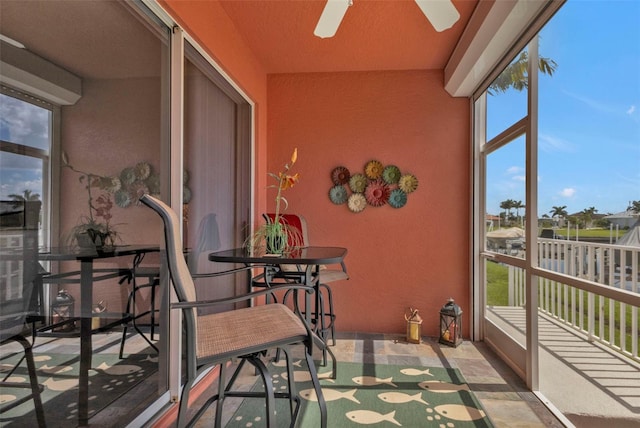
[508,266,514,306]
[587,292,595,342]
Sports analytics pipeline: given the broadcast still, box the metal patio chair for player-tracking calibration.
[140,194,326,428]
[261,213,349,346]
[0,242,46,427]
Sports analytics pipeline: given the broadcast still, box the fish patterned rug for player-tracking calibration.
[227,360,494,427]
[0,350,157,427]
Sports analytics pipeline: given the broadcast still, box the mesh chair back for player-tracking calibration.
[0,201,40,342]
[140,195,199,347]
[0,268,36,341]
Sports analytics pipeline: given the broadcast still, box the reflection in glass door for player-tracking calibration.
[0,91,52,249]
[0,1,172,425]
[183,42,252,317]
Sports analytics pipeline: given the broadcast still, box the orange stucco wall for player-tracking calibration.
[268,71,470,335]
[163,2,471,337]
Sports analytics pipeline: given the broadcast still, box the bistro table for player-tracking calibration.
[38,245,159,425]
[208,246,347,345]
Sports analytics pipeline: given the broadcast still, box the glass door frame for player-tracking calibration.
[472,36,540,391]
[130,1,256,424]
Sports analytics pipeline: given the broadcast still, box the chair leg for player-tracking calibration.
[286,284,336,349]
[25,344,46,428]
[150,278,158,340]
[120,278,160,359]
[14,335,46,428]
[247,356,276,427]
[305,348,327,428]
[214,363,226,428]
[119,286,135,359]
[317,291,328,366]
[279,346,299,422]
[319,283,336,346]
[177,375,196,428]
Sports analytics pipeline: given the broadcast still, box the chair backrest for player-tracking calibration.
[263,213,309,248]
[0,202,41,343]
[264,213,349,281]
[140,195,199,344]
[0,261,37,342]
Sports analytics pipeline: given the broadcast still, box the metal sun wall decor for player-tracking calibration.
[329,160,418,213]
[112,163,191,208]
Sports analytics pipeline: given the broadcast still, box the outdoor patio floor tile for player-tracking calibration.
[187,333,566,428]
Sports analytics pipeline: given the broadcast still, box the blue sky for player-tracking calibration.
[486,0,640,217]
[0,93,48,202]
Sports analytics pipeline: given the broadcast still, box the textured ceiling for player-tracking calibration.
[0,1,160,80]
[219,0,478,73]
[0,0,478,82]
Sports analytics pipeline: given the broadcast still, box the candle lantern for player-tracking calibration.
[439,298,463,347]
[405,307,423,344]
[51,289,75,332]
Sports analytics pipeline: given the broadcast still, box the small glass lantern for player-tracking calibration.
[405,307,422,344]
[439,298,463,347]
[51,289,75,332]
[92,301,107,330]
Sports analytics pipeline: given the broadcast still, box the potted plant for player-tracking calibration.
[245,148,303,254]
[62,153,122,249]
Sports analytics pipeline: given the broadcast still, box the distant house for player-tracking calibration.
[604,211,639,228]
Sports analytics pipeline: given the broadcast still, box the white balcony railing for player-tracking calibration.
[507,238,640,362]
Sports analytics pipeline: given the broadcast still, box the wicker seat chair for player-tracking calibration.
[140,194,327,428]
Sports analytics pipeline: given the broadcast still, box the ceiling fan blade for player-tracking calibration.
[314,0,352,39]
[414,0,460,32]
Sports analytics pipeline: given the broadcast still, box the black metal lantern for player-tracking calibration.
[51,289,75,332]
[439,298,463,347]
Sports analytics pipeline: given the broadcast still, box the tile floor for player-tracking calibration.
[10,330,566,427]
[190,333,566,427]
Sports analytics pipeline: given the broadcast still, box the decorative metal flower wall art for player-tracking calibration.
[331,166,350,185]
[329,161,418,213]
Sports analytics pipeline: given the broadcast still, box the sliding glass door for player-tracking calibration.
[183,42,252,316]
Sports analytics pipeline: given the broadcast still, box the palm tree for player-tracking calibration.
[498,199,523,226]
[513,200,525,226]
[488,51,557,95]
[549,206,568,225]
[8,190,41,208]
[8,189,40,202]
[581,206,597,229]
[628,200,640,214]
[499,199,513,225]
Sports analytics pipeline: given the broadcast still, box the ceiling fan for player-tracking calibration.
[314,0,460,38]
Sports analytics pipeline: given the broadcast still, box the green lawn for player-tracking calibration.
[554,228,625,239]
[486,260,509,306]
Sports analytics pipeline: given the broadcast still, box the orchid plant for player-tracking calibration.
[62,152,121,248]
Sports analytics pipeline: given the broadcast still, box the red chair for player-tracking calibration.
[261,213,348,346]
